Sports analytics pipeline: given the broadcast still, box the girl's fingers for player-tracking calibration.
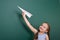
[22,12,26,16]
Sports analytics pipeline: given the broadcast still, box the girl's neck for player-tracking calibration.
[39,31,45,35]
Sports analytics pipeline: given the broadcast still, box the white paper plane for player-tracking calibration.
[17,5,32,18]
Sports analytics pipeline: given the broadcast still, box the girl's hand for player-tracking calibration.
[22,12,26,16]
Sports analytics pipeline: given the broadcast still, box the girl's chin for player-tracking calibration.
[39,29,43,32]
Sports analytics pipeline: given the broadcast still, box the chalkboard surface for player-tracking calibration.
[0,0,60,40]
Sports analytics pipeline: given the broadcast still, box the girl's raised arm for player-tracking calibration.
[22,12,38,34]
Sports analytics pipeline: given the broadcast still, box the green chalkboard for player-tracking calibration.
[0,0,60,40]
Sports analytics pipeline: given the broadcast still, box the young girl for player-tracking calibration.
[22,12,50,40]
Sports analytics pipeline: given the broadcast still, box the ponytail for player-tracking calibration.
[47,31,50,40]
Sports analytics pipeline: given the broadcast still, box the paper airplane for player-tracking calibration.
[17,5,32,18]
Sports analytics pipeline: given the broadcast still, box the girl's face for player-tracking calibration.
[39,23,48,33]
